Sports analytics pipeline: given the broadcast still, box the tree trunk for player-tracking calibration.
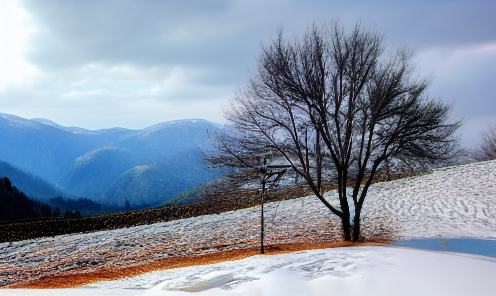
[341,214,352,241]
[352,206,362,242]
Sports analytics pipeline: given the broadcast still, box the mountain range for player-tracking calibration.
[0,113,222,208]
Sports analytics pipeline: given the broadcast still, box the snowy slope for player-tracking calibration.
[4,246,496,296]
[1,160,496,294]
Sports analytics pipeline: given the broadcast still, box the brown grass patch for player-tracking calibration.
[6,239,390,289]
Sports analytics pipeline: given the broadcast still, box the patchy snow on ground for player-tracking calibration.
[3,246,496,296]
[1,160,496,293]
[358,161,496,239]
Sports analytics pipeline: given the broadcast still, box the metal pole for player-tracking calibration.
[261,176,266,254]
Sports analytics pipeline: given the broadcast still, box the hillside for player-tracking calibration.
[0,114,123,183]
[58,147,139,198]
[1,159,494,242]
[1,160,495,289]
[0,161,61,199]
[0,177,53,221]
[0,113,222,206]
[103,151,215,207]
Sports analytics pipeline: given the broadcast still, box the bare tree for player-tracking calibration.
[207,21,461,242]
[473,124,496,161]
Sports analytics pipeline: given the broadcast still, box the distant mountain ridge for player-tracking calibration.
[0,161,61,199]
[0,113,222,207]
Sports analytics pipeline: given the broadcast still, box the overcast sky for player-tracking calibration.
[0,0,495,147]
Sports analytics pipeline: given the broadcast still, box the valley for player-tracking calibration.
[0,113,221,212]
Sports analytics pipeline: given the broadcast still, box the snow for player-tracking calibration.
[1,160,496,294]
[142,119,218,133]
[2,246,495,296]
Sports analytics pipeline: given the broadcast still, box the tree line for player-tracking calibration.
[0,177,83,221]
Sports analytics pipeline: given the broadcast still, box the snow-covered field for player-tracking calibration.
[360,161,496,239]
[3,246,496,296]
[1,160,496,294]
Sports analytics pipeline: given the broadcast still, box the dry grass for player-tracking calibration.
[5,238,390,289]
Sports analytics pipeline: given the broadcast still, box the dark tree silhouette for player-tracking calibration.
[4,177,13,192]
[0,177,51,221]
[64,210,82,219]
[64,210,73,218]
[473,124,496,161]
[52,207,61,217]
[41,204,52,218]
[206,21,461,241]
[74,210,82,218]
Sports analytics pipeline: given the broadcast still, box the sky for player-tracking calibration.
[0,0,495,147]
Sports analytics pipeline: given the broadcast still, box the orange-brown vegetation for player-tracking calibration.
[7,238,390,289]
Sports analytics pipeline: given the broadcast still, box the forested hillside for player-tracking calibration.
[0,113,222,207]
[0,161,61,199]
[0,177,52,221]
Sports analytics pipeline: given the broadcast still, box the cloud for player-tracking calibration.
[21,0,260,74]
[0,0,493,149]
[413,42,496,147]
[61,88,112,98]
[0,0,38,88]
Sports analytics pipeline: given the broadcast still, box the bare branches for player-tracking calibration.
[205,20,461,242]
[473,124,496,161]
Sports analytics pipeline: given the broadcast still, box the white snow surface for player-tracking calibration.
[1,160,496,295]
[3,247,496,296]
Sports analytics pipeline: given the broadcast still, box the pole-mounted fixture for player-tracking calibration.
[259,161,291,254]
